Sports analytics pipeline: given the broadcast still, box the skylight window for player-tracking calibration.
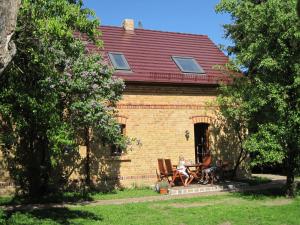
[172,56,205,74]
[108,52,131,71]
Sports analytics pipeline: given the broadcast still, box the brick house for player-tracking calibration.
[79,19,238,188]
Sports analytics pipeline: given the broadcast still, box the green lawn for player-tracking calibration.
[0,176,272,206]
[0,188,159,206]
[1,191,300,225]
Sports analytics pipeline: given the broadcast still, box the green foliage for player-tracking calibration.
[217,75,251,177]
[0,209,5,225]
[216,0,300,196]
[0,0,125,196]
[157,180,169,189]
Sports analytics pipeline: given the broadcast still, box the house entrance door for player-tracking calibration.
[194,123,209,163]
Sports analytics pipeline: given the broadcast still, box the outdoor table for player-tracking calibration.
[186,163,202,171]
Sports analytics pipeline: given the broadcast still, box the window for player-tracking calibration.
[111,124,126,156]
[108,52,131,71]
[172,56,205,74]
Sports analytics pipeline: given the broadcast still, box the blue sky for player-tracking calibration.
[82,0,232,52]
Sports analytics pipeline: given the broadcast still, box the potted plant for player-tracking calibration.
[157,181,169,194]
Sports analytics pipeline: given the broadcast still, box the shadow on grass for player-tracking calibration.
[5,207,103,225]
[0,192,92,206]
[0,189,119,206]
[235,176,272,186]
[233,183,300,200]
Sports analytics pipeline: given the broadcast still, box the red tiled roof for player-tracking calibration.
[86,26,231,85]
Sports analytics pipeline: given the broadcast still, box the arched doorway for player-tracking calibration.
[194,123,209,163]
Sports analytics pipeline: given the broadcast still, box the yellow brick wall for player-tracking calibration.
[0,83,247,190]
[92,84,227,187]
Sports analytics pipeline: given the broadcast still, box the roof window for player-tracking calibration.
[172,56,204,74]
[108,52,131,70]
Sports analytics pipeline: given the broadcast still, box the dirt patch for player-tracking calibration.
[219,222,232,225]
[261,198,293,206]
[222,198,247,205]
[166,198,245,208]
[168,202,215,208]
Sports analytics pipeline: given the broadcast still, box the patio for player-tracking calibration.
[168,180,248,196]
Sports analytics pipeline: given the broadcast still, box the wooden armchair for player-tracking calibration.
[203,159,230,185]
[196,155,212,176]
[157,158,172,183]
[165,159,181,185]
[201,155,212,169]
[165,159,190,186]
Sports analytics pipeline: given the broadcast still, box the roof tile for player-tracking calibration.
[88,26,231,85]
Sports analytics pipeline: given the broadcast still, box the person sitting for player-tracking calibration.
[176,155,193,186]
[198,159,222,185]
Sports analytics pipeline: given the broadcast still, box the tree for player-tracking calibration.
[216,75,250,178]
[216,0,300,197]
[298,0,300,18]
[0,0,20,74]
[0,0,125,196]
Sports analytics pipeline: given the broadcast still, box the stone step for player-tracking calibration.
[168,182,248,196]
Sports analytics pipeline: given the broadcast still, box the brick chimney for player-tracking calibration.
[122,19,134,31]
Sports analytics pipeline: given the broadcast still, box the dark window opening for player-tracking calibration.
[194,123,210,163]
[111,124,126,156]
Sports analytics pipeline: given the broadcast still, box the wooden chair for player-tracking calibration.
[165,159,188,186]
[196,154,212,182]
[186,166,198,185]
[209,160,223,185]
[157,158,172,183]
[164,159,179,185]
[201,154,212,169]
[196,154,211,174]
[164,159,175,175]
[203,159,228,185]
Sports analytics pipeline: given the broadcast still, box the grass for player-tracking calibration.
[1,180,299,224]
[1,191,300,225]
[0,188,159,206]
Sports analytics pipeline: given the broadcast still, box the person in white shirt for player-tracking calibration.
[176,155,191,186]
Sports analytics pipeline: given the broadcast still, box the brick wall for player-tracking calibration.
[0,83,248,191]
[88,83,240,187]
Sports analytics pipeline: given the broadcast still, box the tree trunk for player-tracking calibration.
[286,147,296,197]
[27,130,43,197]
[231,131,247,179]
[0,0,20,73]
[85,127,91,186]
[231,151,245,179]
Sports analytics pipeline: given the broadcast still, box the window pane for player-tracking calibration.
[109,53,131,70]
[172,56,204,74]
[176,58,198,72]
[111,124,126,156]
[113,54,127,68]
